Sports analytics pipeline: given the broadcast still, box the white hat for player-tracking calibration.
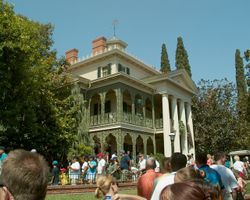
[30,149,37,153]
[111,154,117,160]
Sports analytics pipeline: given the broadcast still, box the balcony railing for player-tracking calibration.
[103,113,117,124]
[155,119,174,130]
[155,118,163,129]
[122,113,133,123]
[89,113,173,130]
[145,118,153,128]
[90,115,101,126]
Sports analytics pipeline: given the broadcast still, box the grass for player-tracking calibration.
[246,182,250,194]
[46,189,136,200]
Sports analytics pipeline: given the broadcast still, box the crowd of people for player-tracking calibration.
[96,152,249,200]
[51,150,160,186]
[0,147,250,200]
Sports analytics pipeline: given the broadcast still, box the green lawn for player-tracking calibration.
[246,182,250,194]
[46,189,136,200]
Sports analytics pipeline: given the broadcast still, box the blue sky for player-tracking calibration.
[7,0,250,83]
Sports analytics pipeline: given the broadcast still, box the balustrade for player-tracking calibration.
[155,118,163,129]
[89,112,154,129]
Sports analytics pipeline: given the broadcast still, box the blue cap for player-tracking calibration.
[52,160,58,165]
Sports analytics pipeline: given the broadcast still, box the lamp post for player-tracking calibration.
[169,132,176,155]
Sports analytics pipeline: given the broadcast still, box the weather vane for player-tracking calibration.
[112,19,119,37]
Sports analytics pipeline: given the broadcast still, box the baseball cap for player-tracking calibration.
[52,160,58,166]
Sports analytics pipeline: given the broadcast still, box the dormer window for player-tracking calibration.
[118,63,130,75]
[97,63,112,78]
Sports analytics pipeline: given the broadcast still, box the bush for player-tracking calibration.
[67,143,92,161]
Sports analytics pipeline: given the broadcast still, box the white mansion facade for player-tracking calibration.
[66,36,197,158]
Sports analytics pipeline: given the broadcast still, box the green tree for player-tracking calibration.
[160,43,171,73]
[244,50,250,122]
[175,37,192,77]
[235,49,247,119]
[192,79,241,154]
[54,78,92,160]
[0,1,56,151]
[0,1,90,161]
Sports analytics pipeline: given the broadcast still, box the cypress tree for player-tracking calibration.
[175,37,192,77]
[244,50,250,122]
[160,43,171,73]
[235,49,247,118]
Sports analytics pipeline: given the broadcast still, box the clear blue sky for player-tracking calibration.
[7,0,250,83]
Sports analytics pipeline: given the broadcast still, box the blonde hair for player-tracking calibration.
[234,155,240,161]
[175,166,204,183]
[95,175,116,199]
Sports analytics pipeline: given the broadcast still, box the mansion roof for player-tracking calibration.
[66,36,198,98]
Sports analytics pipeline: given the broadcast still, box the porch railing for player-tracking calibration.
[90,113,162,129]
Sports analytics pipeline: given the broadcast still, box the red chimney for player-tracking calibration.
[65,48,78,63]
[92,37,107,54]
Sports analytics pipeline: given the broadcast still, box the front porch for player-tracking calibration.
[90,129,156,160]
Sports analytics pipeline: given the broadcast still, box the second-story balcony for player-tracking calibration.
[89,112,174,131]
[89,112,172,130]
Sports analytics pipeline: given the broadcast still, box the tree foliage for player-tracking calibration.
[0,1,90,161]
[244,49,250,122]
[192,79,242,154]
[160,43,171,73]
[175,37,192,77]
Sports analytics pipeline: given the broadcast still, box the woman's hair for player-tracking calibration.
[234,155,240,161]
[95,175,116,199]
[174,166,204,183]
[160,180,221,200]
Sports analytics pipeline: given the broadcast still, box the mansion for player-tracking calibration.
[66,36,197,158]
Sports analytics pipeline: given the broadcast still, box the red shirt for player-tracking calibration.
[137,169,162,200]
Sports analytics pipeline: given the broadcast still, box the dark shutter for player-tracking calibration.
[108,64,111,74]
[97,67,101,78]
[126,67,130,75]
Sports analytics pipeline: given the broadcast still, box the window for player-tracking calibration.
[102,66,109,77]
[118,63,130,75]
[101,64,112,77]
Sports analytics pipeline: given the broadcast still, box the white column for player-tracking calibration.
[179,100,188,155]
[162,94,171,157]
[186,102,195,156]
[172,97,180,152]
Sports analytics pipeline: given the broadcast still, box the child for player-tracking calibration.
[60,166,68,185]
[51,160,59,185]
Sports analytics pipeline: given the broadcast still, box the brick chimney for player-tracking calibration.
[92,37,107,54]
[65,48,78,63]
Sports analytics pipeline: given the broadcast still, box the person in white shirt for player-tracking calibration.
[137,153,146,175]
[151,152,187,200]
[97,153,106,176]
[210,152,238,200]
[68,157,81,185]
[233,155,245,173]
[81,156,89,183]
